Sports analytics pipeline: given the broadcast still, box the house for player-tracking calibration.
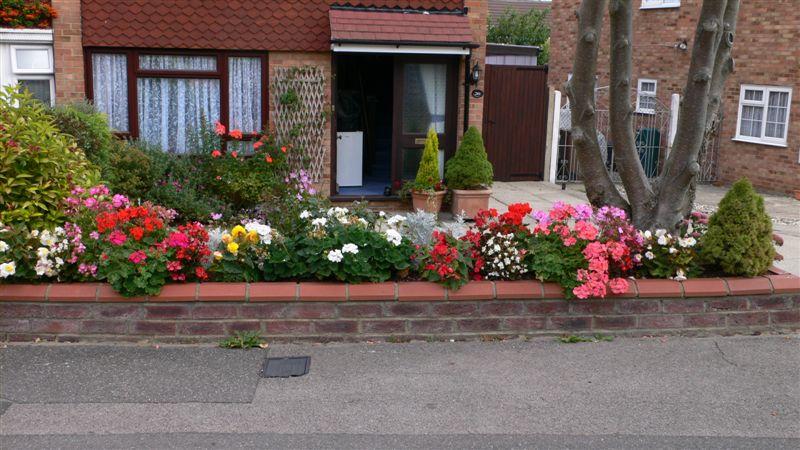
[548,0,799,194]
[8,0,490,199]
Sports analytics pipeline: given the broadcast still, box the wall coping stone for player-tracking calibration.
[1,274,798,303]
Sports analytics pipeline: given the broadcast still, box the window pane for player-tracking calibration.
[739,105,763,137]
[15,48,50,71]
[137,77,220,153]
[92,53,129,132]
[18,79,51,105]
[640,81,656,93]
[139,55,216,71]
[639,94,656,111]
[744,89,763,102]
[403,63,447,134]
[228,57,262,133]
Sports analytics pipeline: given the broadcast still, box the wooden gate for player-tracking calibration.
[482,65,548,181]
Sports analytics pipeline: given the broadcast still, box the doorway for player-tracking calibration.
[335,54,394,196]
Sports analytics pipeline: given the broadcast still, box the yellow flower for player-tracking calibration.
[231,225,246,238]
[213,251,223,261]
[247,230,259,243]
[227,242,239,254]
[221,234,232,244]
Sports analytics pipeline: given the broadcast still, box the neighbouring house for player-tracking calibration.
[0,0,493,199]
[488,0,549,17]
[548,0,799,194]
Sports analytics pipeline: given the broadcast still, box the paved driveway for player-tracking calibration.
[489,181,800,275]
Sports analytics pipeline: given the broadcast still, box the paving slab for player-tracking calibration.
[0,345,265,404]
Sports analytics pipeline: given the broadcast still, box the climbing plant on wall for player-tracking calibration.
[270,66,328,183]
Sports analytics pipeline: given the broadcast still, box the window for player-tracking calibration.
[636,79,658,114]
[88,50,267,153]
[641,0,680,9]
[735,85,792,147]
[8,45,54,106]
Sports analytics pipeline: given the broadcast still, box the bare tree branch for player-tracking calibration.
[654,0,729,228]
[607,0,655,226]
[566,0,629,210]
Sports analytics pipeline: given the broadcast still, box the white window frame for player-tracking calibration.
[641,0,681,9]
[16,75,56,106]
[636,79,658,114]
[10,45,53,74]
[734,84,792,148]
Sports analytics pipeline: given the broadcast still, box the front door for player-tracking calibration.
[392,56,458,185]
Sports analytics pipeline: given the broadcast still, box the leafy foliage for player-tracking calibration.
[0,0,57,28]
[219,331,265,349]
[487,8,550,64]
[49,101,115,171]
[445,126,493,190]
[0,86,99,228]
[701,179,775,277]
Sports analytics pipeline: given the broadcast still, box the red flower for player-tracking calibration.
[130,226,144,241]
[211,149,221,158]
[253,141,263,150]
[280,146,287,153]
[265,154,273,163]
[231,151,238,158]
[229,129,243,140]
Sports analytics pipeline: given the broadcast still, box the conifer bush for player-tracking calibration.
[412,127,442,191]
[445,126,493,189]
[701,178,775,277]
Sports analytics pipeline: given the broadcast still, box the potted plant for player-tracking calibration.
[445,126,493,218]
[407,127,446,214]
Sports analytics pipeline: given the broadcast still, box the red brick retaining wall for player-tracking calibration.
[1,276,798,343]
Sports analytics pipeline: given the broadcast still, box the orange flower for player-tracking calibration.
[281,146,287,153]
[265,154,273,163]
[229,129,243,140]
[214,121,226,136]
[253,141,263,150]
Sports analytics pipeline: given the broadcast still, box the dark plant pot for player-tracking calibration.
[451,188,492,219]
[411,190,446,214]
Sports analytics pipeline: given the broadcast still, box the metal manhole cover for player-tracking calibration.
[261,357,310,378]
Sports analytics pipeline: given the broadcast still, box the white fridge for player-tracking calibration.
[336,131,363,187]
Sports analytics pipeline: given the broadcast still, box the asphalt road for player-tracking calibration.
[1,335,798,449]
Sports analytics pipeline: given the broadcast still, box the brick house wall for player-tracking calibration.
[549,0,799,194]
[51,0,84,102]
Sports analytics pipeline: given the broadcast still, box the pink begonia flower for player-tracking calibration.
[108,230,127,246]
[608,278,629,294]
[166,232,189,248]
[128,250,147,264]
[111,194,129,208]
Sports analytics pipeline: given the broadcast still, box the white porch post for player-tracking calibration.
[547,89,562,183]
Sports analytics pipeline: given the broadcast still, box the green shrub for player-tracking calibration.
[412,127,441,191]
[49,101,115,170]
[105,139,155,195]
[445,126,493,190]
[0,86,99,228]
[701,178,775,277]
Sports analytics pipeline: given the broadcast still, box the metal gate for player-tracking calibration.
[556,88,719,183]
[482,65,549,181]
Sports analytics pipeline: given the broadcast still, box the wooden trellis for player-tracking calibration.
[270,66,328,182]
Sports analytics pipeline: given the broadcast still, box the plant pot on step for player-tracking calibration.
[451,188,492,219]
[411,190,446,214]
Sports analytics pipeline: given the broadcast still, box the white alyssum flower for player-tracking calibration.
[385,229,402,246]
[299,210,312,219]
[0,241,8,252]
[0,261,15,278]
[341,243,359,254]
[327,249,343,263]
[312,217,328,228]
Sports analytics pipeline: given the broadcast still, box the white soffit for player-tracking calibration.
[331,43,469,55]
[0,29,54,44]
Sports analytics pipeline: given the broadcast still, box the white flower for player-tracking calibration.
[0,241,8,252]
[341,243,359,254]
[36,247,50,258]
[379,211,386,217]
[655,229,667,237]
[668,247,677,254]
[244,221,272,245]
[387,215,406,226]
[55,257,64,267]
[493,244,501,252]
[312,217,328,228]
[657,235,668,246]
[35,259,52,276]
[678,237,696,248]
[674,269,687,281]
[643,230,652,239]
[385,229,402,246]
[645,251,655,260]
[0,261,15,278]
[299,210,311,219]
[358,218,369,227]
[327,249,343,263]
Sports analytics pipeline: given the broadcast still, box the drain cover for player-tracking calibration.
[261,357,310,378]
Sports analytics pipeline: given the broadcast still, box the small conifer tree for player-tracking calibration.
[701,178,775,277]
[413,127,441,191]
[445,126,493,189]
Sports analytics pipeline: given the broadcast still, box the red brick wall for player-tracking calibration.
[549,0,799,194]
[465,0,488,133]
[51,0,84,103]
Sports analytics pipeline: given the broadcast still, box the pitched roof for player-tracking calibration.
[489,0,550,18]
[81,0,464,52]
[329,8,473,46]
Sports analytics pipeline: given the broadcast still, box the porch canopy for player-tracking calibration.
[329,8,476,55]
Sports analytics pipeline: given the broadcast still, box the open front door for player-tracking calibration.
[392,56,458,186]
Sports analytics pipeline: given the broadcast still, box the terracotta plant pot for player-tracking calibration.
[450,188,492,219]
[794,190,800,201]
[411,190,446,214]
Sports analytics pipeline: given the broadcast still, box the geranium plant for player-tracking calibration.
[462,203,532,280]
[418,230,473,290]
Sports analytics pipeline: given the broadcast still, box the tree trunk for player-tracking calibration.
[607,0,656,227]
[566,0,629,210]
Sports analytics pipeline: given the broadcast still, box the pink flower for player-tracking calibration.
[229,129,243,140]
[167,261,182,272]
[609,278,629,294]
[89,231,100,240]
[575,220,598,241]
[108,230,127,246]
[214,121,226,136]
[111,194,129,208]
[83,197,98,209]
[166,232,189,248]
[89,185,109,196]
[253,141,263,150]
[128,250,147,264]
[211,149,222,158]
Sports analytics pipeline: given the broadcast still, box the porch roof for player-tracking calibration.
[329,8,476,48]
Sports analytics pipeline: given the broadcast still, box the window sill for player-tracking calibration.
[635,109,655,115]
[640,5,680,10]
[732,137,787,148]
